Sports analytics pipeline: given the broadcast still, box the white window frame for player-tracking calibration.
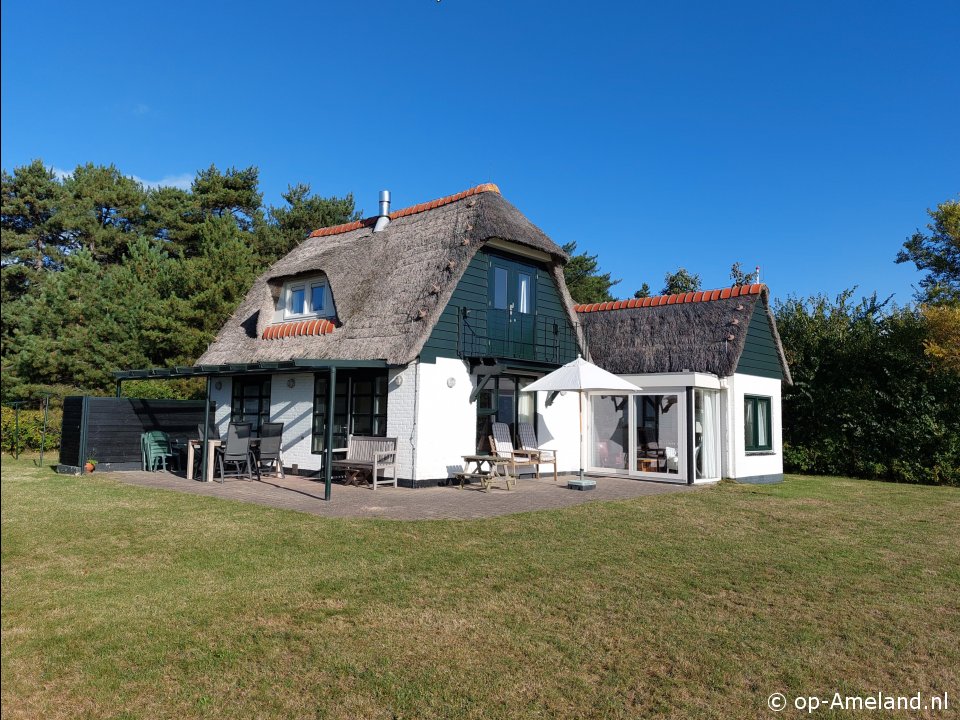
[284,279,330,320]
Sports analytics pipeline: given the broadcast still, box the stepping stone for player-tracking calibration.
[567,478,597,491]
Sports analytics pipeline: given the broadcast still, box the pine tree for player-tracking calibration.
[561,241,620,304]
[58,163,146,263]
[661,268,702,295]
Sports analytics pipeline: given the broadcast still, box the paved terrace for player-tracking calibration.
[105,470,697,520]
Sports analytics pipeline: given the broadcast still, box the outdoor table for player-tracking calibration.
[187,438,259,482]
[456,454,515,492]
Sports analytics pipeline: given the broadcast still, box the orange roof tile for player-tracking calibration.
[307,183,501,239]
[261,319,336,340]
[574,284,765,313]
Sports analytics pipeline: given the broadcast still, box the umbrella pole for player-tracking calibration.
[579,392,584,482]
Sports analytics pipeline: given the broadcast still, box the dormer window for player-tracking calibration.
[283,278,331,320]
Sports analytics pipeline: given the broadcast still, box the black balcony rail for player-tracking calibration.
[456,307,581,365]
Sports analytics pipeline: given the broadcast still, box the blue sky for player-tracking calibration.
[2,0,957,303]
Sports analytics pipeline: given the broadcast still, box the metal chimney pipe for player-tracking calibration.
[374,190,391,232]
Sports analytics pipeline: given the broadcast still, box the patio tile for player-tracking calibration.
[102,470,697,520]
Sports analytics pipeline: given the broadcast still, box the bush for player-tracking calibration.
[1,405,61,454]
[777,291,960,486]
[120,378,205,400]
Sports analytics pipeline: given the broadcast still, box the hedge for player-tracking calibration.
[1,406,61,454]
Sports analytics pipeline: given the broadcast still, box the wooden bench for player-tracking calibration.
[331,435,398,489]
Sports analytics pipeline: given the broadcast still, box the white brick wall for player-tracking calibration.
[209,378,232,435]
[268,373,319,472]
[387,364,418,480]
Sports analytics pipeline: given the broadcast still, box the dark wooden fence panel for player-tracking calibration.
[59,397,84,468]
[58,397,213,472]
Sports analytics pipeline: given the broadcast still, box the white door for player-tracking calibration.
[631,392,685,482]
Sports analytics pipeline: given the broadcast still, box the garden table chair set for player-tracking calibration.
[212,421,285,483]
[453,422,558,492]
[144,422,285,482]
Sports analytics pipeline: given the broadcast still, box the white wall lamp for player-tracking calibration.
[214,381,223,391]
[287,378,296,389]
[446,377,457,388]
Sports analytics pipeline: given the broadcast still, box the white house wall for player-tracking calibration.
[413,357,475,482]
[536,390,586,474]
[267,367,425,478]
[725,373,783,483]
[409,358,583,483]
[268,373,319,472]
[208,363,626,484]
[209,378,232,436]
[212,374,322,473]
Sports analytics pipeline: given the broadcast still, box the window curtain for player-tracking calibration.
[698,390,720,479]
[757,398,769,449]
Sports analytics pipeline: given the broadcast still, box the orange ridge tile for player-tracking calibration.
[574,284,768,313]
[261,319,336,340]
[307,183,501,238]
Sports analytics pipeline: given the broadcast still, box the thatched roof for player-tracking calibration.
[197,184,576,366]
[576,284,792,383]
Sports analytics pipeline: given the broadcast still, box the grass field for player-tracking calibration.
[2,456,958,719]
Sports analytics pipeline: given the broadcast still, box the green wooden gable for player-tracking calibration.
[420,249,578,365]
[736,301,784,380]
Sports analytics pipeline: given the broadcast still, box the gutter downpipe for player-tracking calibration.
[410,362,420,487]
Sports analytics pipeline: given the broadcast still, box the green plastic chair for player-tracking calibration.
[142,431,175,472]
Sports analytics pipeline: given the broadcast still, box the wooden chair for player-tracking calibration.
[488,422,539,479]
[517,422,558,482]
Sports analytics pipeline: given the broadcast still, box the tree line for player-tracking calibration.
[2,160,956,483]
[2,160,359,401]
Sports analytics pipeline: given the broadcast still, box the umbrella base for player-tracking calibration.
[567,478,597,491]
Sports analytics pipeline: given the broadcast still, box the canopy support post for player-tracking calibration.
[324,366,337,501]
[201,376,212,482]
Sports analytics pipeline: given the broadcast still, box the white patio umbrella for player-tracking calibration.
[522,355,641,482]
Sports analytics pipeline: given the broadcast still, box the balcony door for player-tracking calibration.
[488,257,537,359]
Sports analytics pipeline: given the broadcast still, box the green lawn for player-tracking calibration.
[2,457,958,719]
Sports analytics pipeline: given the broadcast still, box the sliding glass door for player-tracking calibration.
[633,394,682,478]
[589,395,629,471]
